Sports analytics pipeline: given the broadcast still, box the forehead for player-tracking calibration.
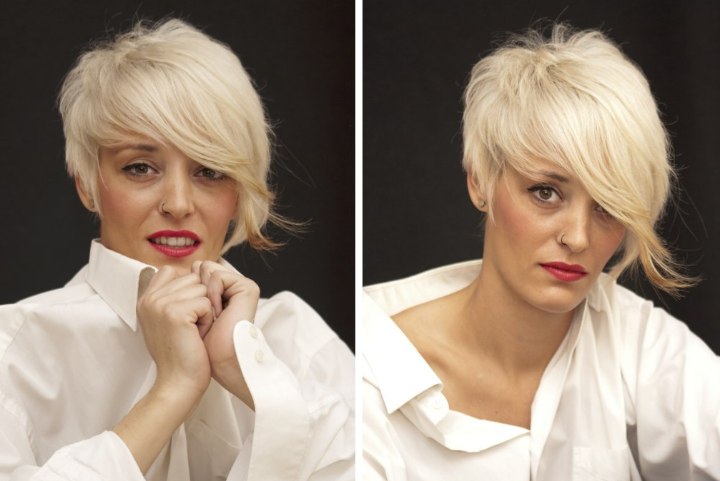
[504,157,575,183]
[99,135,185,163]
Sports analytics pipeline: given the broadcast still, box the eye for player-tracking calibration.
[594,203,615,220]
[122,163,154,176]
[528,184,561,204]
[196,167,226,181]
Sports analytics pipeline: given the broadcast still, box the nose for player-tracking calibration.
[159,171,195,218]
[560,205,590,253]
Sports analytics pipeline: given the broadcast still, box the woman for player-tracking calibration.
[363,25,720,480]
[0,19,354,480]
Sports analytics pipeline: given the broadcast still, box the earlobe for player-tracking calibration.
[466,172,487,211]
[75,177,96,212]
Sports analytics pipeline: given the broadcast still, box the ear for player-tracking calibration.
[466,171,487,211]
[75,177,96,212]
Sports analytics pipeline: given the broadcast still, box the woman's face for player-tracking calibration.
[78,136,239,273]
[470,158,626,316]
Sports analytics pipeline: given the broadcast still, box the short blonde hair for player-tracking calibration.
[463,24,692,294]
[59,18,278,252]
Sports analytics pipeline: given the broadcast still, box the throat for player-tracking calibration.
[455,276,575,376]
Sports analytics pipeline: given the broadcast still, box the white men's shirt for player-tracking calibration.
[362,260,720,481]
[0,241,355,481]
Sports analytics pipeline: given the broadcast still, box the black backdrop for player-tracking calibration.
[364,0,720,353]
[0,1,354,347]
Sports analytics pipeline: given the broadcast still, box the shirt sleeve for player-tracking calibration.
[362,376,407,481]
[225,292,355,481]
[621,298,720,480]
[0,397,143,481]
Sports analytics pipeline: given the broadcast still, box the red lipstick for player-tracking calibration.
[147,230,201,258]
[540,262,588,282]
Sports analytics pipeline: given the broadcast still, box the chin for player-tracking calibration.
[531,290,587,316]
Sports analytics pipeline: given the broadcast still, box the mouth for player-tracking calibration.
[147,230,201,258]
[540,262,588,282]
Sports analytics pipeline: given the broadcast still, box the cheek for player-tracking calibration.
[597,224,626,259]
[96,184,152,227]
[493,194,550,247]
[209,187,239,224]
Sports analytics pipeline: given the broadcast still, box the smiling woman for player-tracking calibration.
[362,24,720,480]
[80,139,239,270]
[0,18,354,480]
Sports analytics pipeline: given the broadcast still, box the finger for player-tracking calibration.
[153,272,203,297]
[196,301,214,339]
[168,295,212,325]
[196,260,231,284]
[145,266,179,293]
[196,261,230,315]
[224,274,258,299]
[191,260,202,275]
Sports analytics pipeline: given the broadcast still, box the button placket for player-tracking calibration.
[246,323,265,363]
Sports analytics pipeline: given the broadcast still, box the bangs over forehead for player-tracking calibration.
[463,24,692,294]
[64,20,267,179]
[494,70,669,227]
[60,19,279,251]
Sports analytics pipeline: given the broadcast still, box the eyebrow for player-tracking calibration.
[537,170,570,183]
[119,143,158,153]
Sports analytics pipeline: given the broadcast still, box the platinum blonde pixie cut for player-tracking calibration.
[463,24,692,294]
[59,18,278,252]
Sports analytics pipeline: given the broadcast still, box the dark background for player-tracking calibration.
[364,0,720,353]
[0,1,354,347]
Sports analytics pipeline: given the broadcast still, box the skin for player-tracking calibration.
[394,159,626,428]
[76,136,260,473]
[77,137,239,273]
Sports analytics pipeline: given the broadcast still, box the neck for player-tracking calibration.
[451,266,576,378]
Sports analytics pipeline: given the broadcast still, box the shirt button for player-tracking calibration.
[255,350,265,363]
[432,398,444,409]
[249,325,259,339]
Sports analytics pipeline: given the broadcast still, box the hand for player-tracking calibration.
[116,267,214,473]
[136,266,213,398]
[192,260,260,408]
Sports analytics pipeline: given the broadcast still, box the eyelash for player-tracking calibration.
[196,167,226,181]
[122,162,154,177]
[121,163,226,181]
[528,184,561,204]
[528,183,614,219]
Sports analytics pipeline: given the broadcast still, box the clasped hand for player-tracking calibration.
[136,260,259,408]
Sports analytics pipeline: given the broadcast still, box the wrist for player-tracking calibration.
[150,374,208,411]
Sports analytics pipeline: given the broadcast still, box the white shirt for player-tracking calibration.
[0,241,355,481]
[362,260,720,481]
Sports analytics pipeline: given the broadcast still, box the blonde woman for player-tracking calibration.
[363,25,719,480]
[0,19,354,480]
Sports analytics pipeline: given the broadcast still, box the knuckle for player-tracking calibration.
[247,280,260,297]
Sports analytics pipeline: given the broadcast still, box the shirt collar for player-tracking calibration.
[84,241,241,331]
[363,260,484,414]
[363,292,442,414]
[86,240,157,331]
[363,260,609,415]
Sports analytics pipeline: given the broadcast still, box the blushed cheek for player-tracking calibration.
[98,189,142,223]
[494,194,539,246]
[601,225,626,260]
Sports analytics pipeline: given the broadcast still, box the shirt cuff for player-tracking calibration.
[34,431,144,480]
[232,320,311,481]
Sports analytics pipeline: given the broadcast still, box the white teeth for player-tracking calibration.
[152,237,196,247]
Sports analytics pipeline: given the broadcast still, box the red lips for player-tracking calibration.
[540,262,588,282]
[147,230,201,258]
